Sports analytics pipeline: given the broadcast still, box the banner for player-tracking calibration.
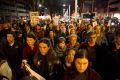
[30,12,39,27]
[92,21,98,27]
[63,9,69,22]
[25,63,46,80]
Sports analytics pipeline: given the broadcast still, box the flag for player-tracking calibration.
[63,9,69,22]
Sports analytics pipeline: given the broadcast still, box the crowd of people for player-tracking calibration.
[0,17,120,80]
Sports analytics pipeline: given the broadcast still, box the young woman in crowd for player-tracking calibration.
[33,38,60,80]
[22,34,39,69]
[63,49,103,80]
[54,37,67,64]
[48,30,57,48]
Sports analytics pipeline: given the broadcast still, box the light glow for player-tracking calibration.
[114,13,120,19]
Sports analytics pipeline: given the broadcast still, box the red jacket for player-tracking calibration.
[22,44,39,65]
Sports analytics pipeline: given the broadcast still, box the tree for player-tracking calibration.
[79,0,84,13]
[69,0,84,13]
[25,0,38,11]
[95,0,108,11]
[39,0,63,17]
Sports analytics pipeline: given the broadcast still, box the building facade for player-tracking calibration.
[0,0,33,22]
[82,0,94,13]
[108,0,120,13]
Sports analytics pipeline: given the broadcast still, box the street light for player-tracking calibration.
[62,4,66,15]
[92,0,94,12]
[75,0,78,21]
[39,4,42,7]
[63,4,66,7]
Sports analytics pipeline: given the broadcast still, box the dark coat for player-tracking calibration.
[33,50,60,80]
[3,41,23,79]
[0,44,6,60]
[79,42,104,75]
[3,41,22,69]
[63,67,103,80]
[104,43,120,80]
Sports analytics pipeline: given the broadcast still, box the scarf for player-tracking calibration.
[55,45,67,57]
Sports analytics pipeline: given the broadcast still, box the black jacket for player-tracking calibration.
[3,41,22,69]
[104,43,120,80]
[33,51,60,80]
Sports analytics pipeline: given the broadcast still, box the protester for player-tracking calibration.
[64,48,76,69]
[63,49,103,80]
[104,29,120,80]
[0,14,120,80]
[33,38,60,80]
[54,37,67,64]
[67,34,80,50]
[79,31,103,74]
[94,25,108,46]
[3,31,22,80]
[22,34,38,68]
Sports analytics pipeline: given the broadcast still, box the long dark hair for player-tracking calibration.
[74,49,89,61]
[67,49,90,79]
[39,38,52,48]
[73,49,89,69]
[38,38,57,62]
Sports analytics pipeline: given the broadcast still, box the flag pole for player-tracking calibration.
[69,4,71,21]
[75,0,78,22]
